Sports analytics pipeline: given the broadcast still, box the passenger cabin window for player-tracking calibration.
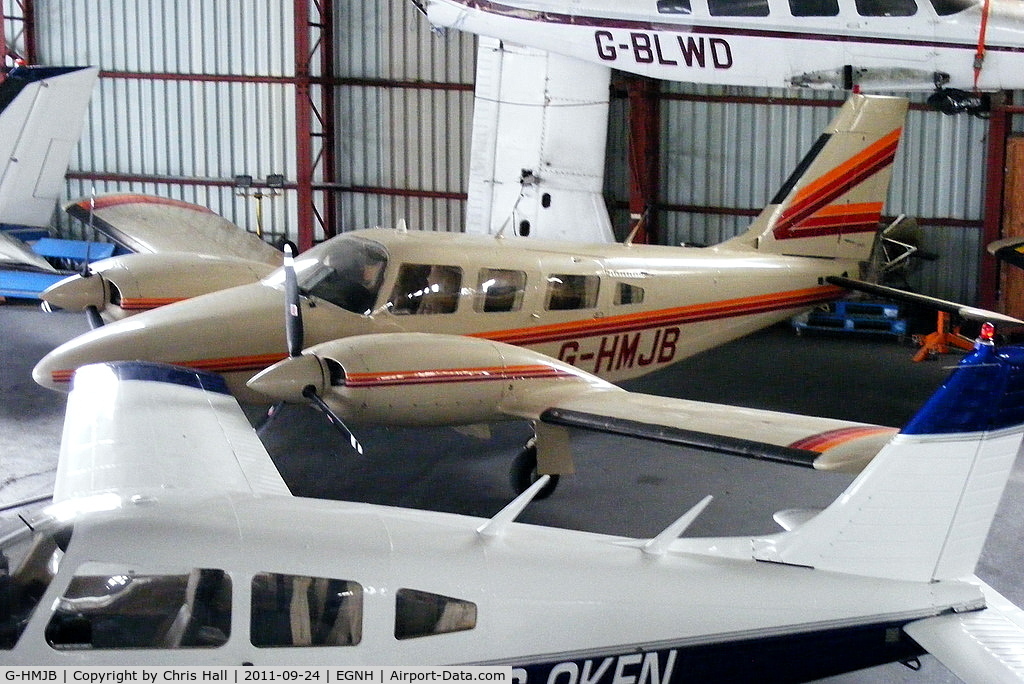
[708,0,769,16]
[46,566,230,650]
[615,283,645,306]
[389,264,463,315]
[295,236,388,315]
[474,268,526,313]
[856,0,916,15]
[1,524,70,649]
[251,572,362,647]
[394,588,476,640]
[545,274,599,311]
[928,0,975,14]
[788,0,839,15]
[657,0,692,13]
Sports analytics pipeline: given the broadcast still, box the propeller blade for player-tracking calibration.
[303,385,364,455]
[283,244,304,357]
[84,305,104,330]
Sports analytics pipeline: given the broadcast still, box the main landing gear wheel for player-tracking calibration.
[510,438,559,499]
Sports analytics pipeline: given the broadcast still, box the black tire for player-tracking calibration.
[509,440,559,499]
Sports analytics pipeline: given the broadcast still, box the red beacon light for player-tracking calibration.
[977,321,997,347]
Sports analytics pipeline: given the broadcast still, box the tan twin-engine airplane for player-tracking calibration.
[33,94,1018,494]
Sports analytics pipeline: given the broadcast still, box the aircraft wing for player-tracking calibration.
[0,231,56,273]
[55,361,290,503]
[828,276,1024,328]
[64,193,284,267]
[903,578,1024,683]
[532,390,897,473]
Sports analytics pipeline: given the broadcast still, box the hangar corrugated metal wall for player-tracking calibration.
[9,0,1023,305]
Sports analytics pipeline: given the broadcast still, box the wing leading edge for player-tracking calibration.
[537,392,897,473]
[55,361,290,503]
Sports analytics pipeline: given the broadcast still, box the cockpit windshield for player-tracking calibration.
[292,236,389,316]
[1,523,71,649]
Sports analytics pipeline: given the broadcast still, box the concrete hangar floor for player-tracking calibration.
[3,298,1022,683]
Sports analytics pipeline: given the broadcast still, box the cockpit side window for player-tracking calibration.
[388,264,463,315]
[657,0,693,14]
[545,274,600,311]
[296,236,388,316]
[251,572,362,647]
[708,0,769,16]
[46,565,231,650]
[614,283,645,306]
[474,268,526,313]
[855,0,916,15]
[928,0,975,14]
[394,588,476,640]
[788,0,839,15]
[1,524,69,650]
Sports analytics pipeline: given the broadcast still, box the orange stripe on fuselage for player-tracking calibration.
[344,364,578,389]
[475,285,845,346]
[788,426,897,452]
[119,297,186,311]
[48,285,844,385]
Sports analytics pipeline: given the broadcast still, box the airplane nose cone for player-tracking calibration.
[247,354,328,403]
[40,273,106,312]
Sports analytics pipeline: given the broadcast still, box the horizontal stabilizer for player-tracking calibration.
[828,275,1024,328]
[904,579,1024,683]
[57,361,290,502]
[988,236,1024,272]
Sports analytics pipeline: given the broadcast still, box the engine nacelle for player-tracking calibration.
[248,333,616,427]
[42,252,277,323]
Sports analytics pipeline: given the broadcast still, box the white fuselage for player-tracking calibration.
[2,492,982,671]
[426,0,1024,91]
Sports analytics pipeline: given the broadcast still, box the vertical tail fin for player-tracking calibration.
[0,65,99,228]
[465,38,615,243]
[754,340,1024,582]
[724,94,908,261]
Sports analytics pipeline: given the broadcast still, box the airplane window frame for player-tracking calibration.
[707,0,769,17]
[544,274,600,311]
[388,263,464,315]
[927,0,975,14]
[614,282,646,306]
[394,588,477,640]
[250,572,363,648]
[45,565,231,651]
[296,236,389,316]
[474,268,527,313]
[787,0,839,16]
[657,0,693,13]
[854,0,917,16]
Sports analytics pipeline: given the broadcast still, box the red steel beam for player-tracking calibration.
[980,92,1012,310]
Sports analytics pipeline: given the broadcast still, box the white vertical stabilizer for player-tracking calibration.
[465,38,614,242]
[0,66,99,228]
[753,341,1024,583]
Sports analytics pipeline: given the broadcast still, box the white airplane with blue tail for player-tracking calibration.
[3,330,1024,679]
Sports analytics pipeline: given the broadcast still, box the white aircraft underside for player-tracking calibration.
[426,0,1024,91]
